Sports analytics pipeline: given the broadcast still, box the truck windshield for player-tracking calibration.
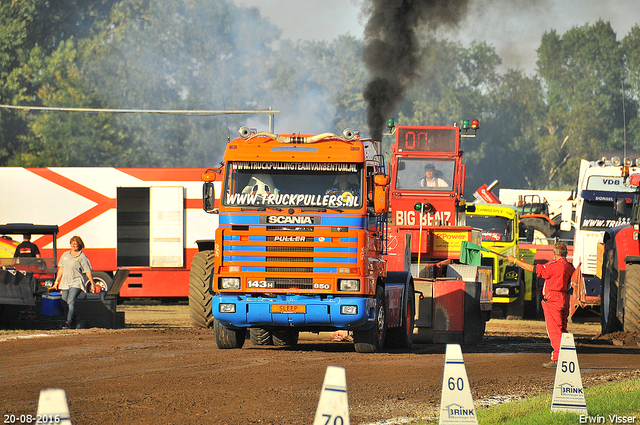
[222,161,363,209]
[466,215,513,242]
[394,158,455,191]
[580,200,632,230]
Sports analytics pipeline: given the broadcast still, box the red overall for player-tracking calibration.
[536,257,575,361]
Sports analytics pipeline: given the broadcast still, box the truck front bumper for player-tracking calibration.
[212,294,375,331]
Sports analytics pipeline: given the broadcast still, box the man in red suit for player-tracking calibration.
[508,242,575,368]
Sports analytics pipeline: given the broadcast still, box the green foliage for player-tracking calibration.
[465,70,547,191]
[536,20,630,188]
[473,377,640,425]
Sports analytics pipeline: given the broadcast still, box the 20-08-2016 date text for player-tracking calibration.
[4,414,61,424]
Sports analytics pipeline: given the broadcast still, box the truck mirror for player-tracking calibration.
[374,174,390,185]
[613,196,627,217]
[614,197,627,217]
[374,184,389,214]
[560,201,574,231]
[203,182,216,213]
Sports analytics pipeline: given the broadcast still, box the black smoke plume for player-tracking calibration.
[362,0,470,140]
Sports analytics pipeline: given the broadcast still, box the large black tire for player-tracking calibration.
[272,329,299,347]
[353,285,387,353]
[92,272,112,293]
[385,273,415,349]
[601,240,623,334]
[624,263,640,332]
[214,318,246,349]
[250,328,273,346]
[188,250,215,328]
[521,217,557,245]
[505,272,525,320]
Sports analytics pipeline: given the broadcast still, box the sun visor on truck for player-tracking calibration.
[580,190,634,203]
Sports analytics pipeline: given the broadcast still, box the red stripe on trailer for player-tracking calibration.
[185,198,203,209]
[26,168,116,246]
[118,168,206,182]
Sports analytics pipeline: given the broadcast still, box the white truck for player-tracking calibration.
[560,158,638,317]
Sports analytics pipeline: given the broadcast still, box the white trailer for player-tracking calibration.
[0,168,219,298]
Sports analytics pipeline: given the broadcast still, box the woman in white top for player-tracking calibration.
[53,236,95,329]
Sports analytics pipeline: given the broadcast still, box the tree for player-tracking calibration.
[536,20,627,187]
[81,0,285,167]
[622,25,640,152]
[0,0,124,165]
[465,70,546,192]
[11,41,143,166]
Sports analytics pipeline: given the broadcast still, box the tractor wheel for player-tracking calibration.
[386,274,415,349]
[601,240,623,334]
[214,318,246,349]
[521,217,557,245]
[353,285,387,353]
[250,328,273,346]
[188,250,215,329]
[272,329,299,347]
[624,263,640,332]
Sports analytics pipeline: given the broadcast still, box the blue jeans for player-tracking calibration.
[61,287,82,323]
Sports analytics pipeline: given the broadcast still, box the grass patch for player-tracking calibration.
[414,377,640,424]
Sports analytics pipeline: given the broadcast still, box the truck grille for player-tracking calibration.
[266,267,313,273]
[272,278,313,289]
[266,246,313,252]
[222,227,360,290]
[266,256,308,262]
[266,226,313,232]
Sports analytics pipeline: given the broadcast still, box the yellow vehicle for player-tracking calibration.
[466,204,537,319]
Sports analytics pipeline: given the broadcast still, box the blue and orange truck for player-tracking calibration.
[189,128,415,353]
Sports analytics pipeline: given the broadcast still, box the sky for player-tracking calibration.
[232,0,640,75]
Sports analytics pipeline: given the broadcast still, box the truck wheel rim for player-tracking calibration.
[376,301,385,338]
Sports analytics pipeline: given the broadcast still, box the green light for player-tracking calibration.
[387,118,395,128]
[462,120,470,130]
[414,202,423,211]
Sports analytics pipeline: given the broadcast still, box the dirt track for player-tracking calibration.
[1,305,640,425]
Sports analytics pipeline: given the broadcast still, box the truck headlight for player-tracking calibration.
[340,305,358,315]
[495,287,509,296]
[338,279,360,291]
[220,277,241,290]
[219,303,236,313]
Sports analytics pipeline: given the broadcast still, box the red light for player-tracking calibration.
[471,119,479,129]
